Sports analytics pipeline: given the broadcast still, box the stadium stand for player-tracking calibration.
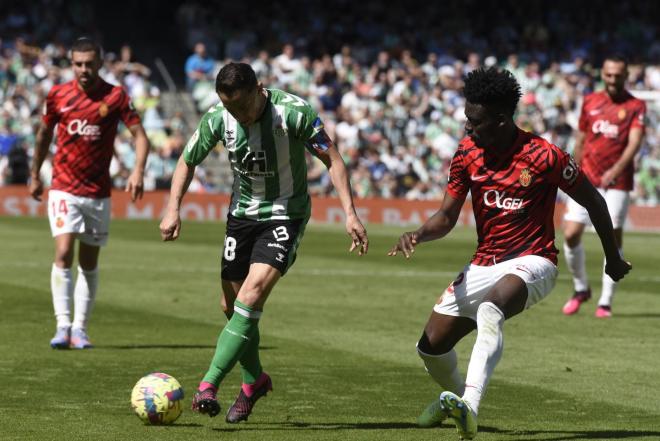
[0,0,658,204]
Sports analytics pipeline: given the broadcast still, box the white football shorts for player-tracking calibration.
[48,189,111,246]
[563,188,629,229]
[433,255,558,321]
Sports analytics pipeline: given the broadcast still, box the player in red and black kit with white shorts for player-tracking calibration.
[562,55,646,318]
[388,68,630,440]
[29,38,150,349]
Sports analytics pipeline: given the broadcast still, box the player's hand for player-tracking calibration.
[160,210,181,241]
[125,170,145,202]
[605,258,632,282]
[346,212,368,255]
[29,176,44,201]
[600,168,618,188]
[388,231,419,259]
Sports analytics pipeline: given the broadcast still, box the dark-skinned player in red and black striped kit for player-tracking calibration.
[388,67,631,440]
[29,37,150,350]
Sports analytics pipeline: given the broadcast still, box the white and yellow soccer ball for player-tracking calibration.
[130,372,184,425]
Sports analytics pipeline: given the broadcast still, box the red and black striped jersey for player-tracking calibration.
[578,90,646,191]
[447,130,583,266]
[42,79,141,198]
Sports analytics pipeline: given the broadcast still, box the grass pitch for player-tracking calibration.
[0,216,659,440]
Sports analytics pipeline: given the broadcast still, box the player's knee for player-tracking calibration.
[417,329,454,355]
[54,249,74,268]
[563,228,582,247]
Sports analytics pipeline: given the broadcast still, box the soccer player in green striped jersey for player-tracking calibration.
[160,62,368,423]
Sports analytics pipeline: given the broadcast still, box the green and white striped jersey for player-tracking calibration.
[184,89,327,221]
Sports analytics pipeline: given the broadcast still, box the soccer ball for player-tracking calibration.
[130,372,184,425]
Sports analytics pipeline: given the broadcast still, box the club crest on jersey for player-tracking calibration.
[519,168,532,187]
[56,217,64,228]
[98,102,109,117]
[618,109,626,120]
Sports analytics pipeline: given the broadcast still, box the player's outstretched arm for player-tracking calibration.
[316,136,368,255]
[160,155,196,242]
[125,123,151,202]
[565,177,631,281]
[29,122,55,201]
[388,192,465,259]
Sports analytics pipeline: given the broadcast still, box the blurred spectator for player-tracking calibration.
[185,42,215,90]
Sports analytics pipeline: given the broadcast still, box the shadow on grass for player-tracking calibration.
[100,344,216,350]
[99,344,276,350]
[213,421,501,432]
[212,422,660,439]
[612,312,660,318]
[510,429,660,440]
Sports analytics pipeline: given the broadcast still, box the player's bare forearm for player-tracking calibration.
[167,156,196,212]
[29,123,54,201]
[126,124,151,201]
[325,147,358,218]
[566,178,621,263]
[160,156,195,241]
[415,210,458,243]
[31,123,53,178]
[324,146,369,254]
[129,124,150,175]
[572,131,586,165]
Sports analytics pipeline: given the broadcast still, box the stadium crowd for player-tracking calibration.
[1,0,659,204]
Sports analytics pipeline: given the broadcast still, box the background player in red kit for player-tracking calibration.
[388,68,630,440]
[29,38,150,349]
[561,55,646,318]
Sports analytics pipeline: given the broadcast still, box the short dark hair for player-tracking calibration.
[463,67,522,116]
[603,54,628,68]
[215,62,257,95]
[70,37,103,59]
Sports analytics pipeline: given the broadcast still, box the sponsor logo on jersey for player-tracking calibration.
[225,129,235,142]
[67,119,101,137]
[519,168,532,187]
[99,102,109,117]
[471,173,488,181]
[267,242,288,251]
[592,119,619,138]
[483,190,524,210]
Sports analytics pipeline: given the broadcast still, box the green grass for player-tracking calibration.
[1,216,659,440]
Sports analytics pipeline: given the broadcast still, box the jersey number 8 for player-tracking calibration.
[224,236,237,261]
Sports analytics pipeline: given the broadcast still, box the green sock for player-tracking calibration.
[239,327,263,384]
[202,300,260,386]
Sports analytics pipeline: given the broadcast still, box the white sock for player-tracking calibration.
[563,242,589,292]
[462,302,504,416]
[51,264,73,328]
[72,266,99,331]
[599,249,622,307]
[417,346,465,395]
